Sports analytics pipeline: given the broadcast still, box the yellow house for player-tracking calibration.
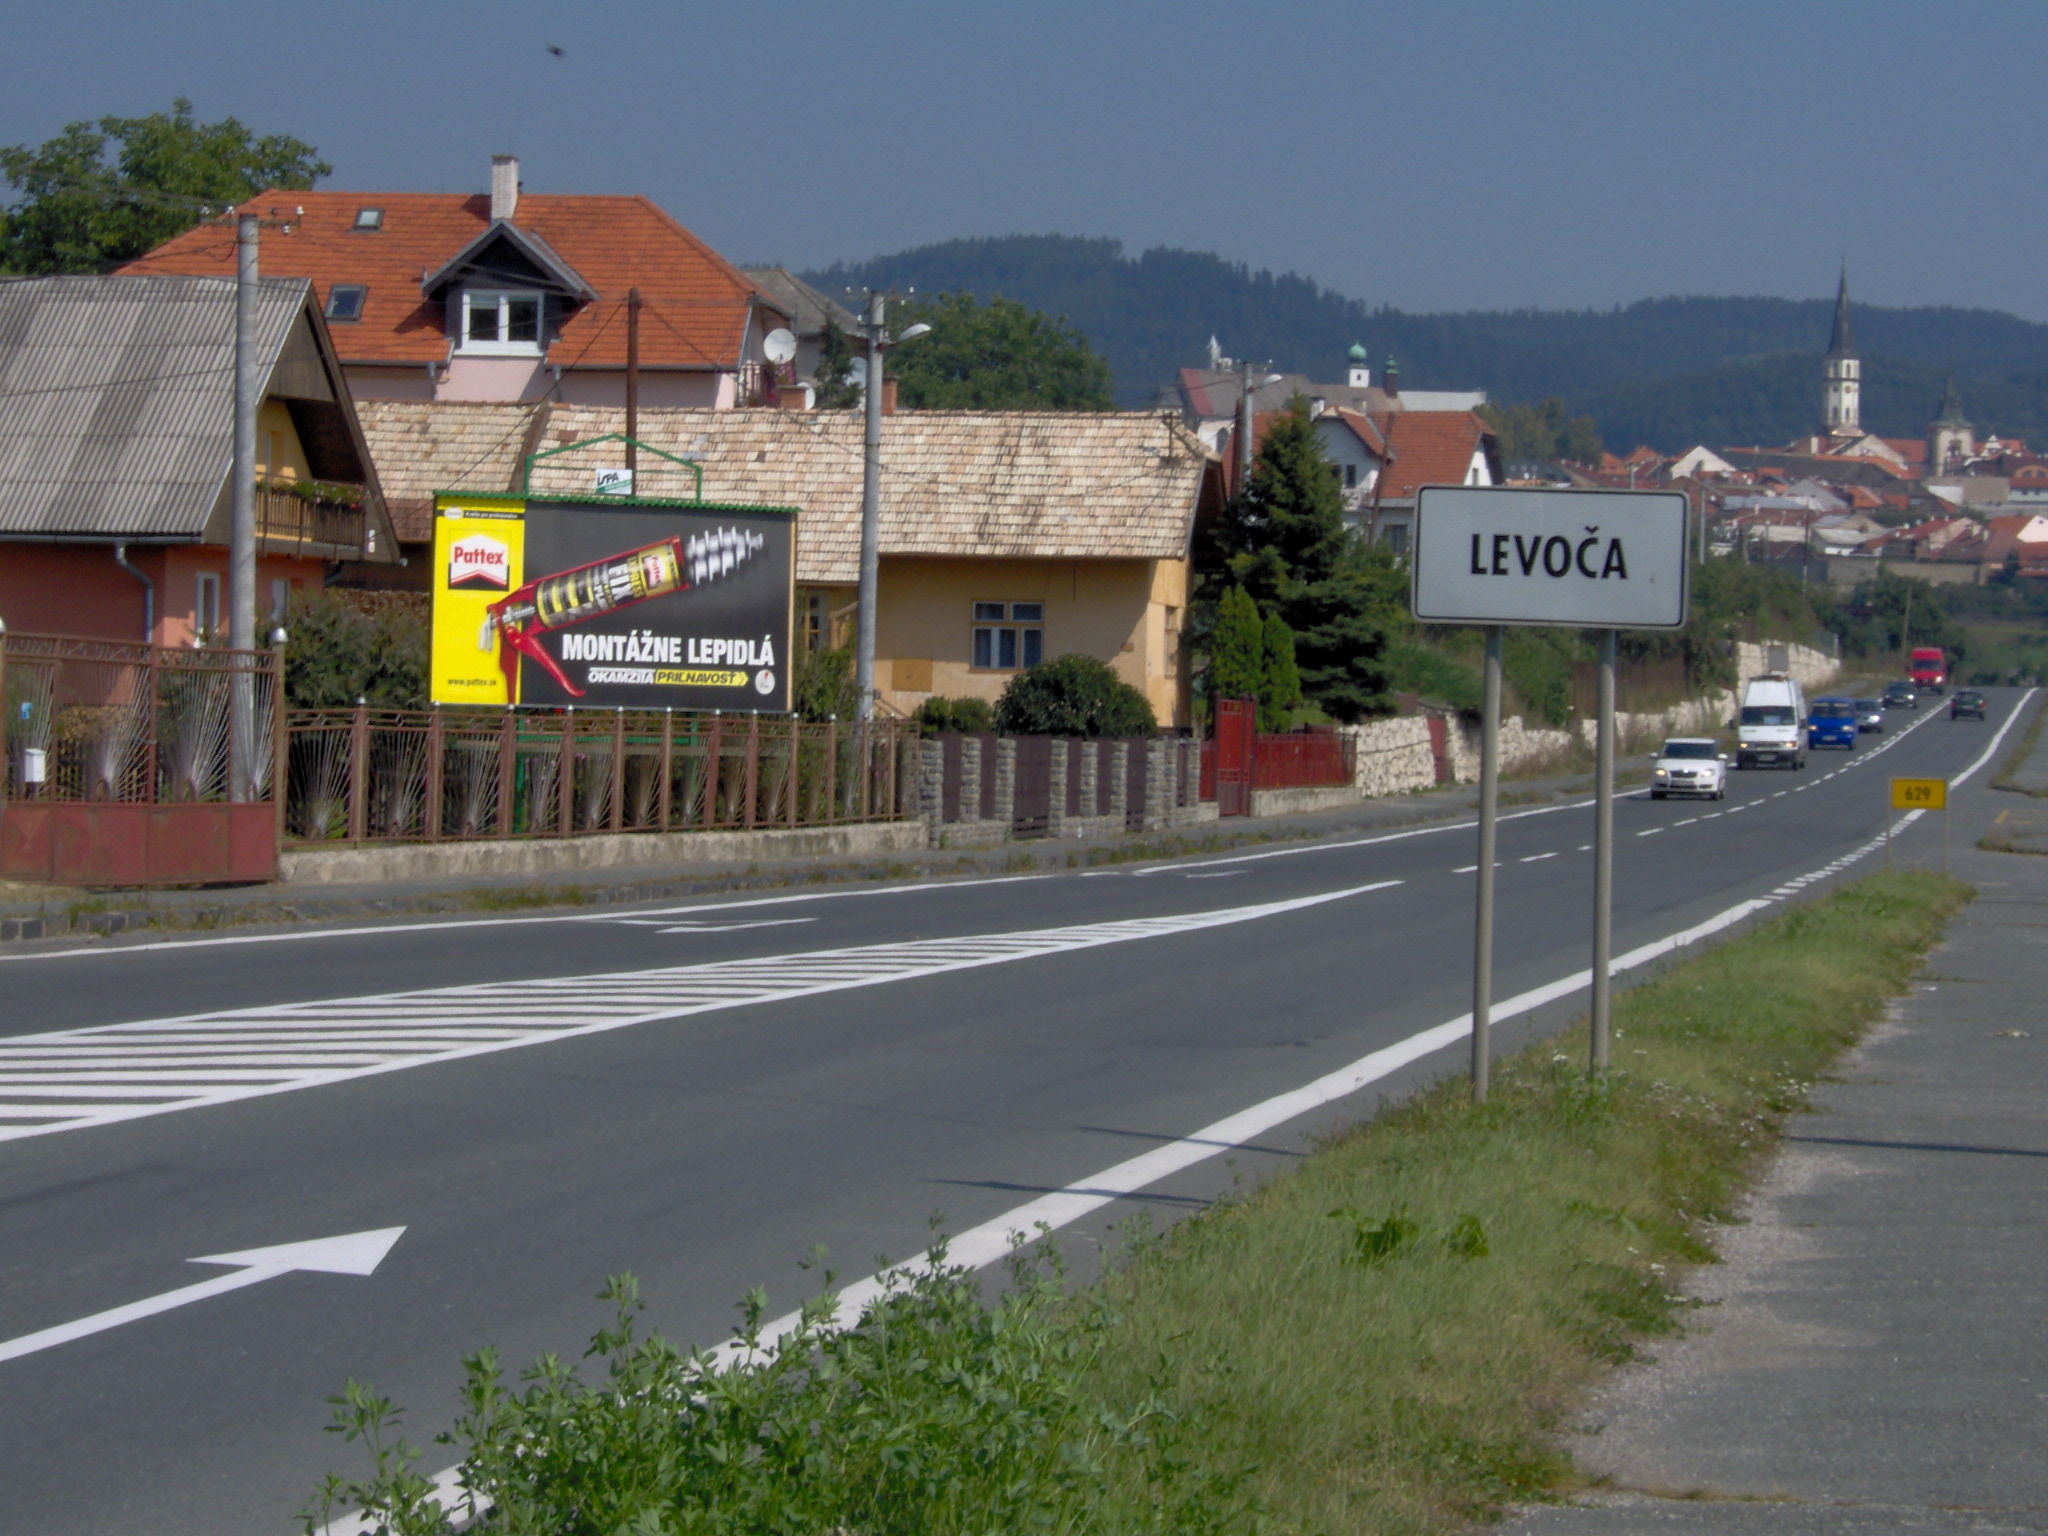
[367,402,1220,727]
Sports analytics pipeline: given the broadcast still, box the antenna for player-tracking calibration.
[762,328,797,366]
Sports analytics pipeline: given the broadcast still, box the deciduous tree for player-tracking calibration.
[885,291,1114,411]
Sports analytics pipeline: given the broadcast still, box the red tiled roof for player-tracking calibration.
[117,189,768,371]
[1880,437,1928,465]
[1372,410,1490,499]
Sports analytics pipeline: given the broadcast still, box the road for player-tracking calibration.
[0,689,2028,1536]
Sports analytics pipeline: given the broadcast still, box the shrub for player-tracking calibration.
[914,695,996,736]
[995,654,1157,738]
[1259,611,1302,732]
[1206,586,1263,705]
[283,589,428,710]
[792,644,859,722]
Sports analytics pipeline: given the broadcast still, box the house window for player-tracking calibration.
[352,207,384,231]
[326,284,367,322]
[971,601,1044,671]
[1343,463,1358,488]
[195,571,221,639]
[459,290,543,352]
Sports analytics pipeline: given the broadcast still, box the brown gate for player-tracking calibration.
[1213,697,1256,816]
[1011,736,1052,837]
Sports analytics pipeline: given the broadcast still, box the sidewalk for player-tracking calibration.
[1504,832,2048,1529]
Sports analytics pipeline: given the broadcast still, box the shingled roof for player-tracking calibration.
[0,273,391,550]
[118,190,775,372]
[355,399,543,542]
[362,403,1215,584]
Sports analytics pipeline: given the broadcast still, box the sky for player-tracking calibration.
[4,0,2045,319]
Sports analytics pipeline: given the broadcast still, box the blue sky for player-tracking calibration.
[5,0,2044,318]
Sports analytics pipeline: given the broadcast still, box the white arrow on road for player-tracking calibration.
[0,1227,405,1365]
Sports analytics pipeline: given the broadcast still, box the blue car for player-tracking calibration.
[1808,696,1859,750]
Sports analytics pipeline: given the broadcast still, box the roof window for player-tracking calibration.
[326,285,367,322]
[352,208,384,231]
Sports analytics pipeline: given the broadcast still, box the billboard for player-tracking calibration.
[431,495,797,711]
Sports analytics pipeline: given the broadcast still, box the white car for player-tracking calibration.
[1650,737,1728,800]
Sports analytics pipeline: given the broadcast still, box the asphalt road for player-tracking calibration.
[0,688,2029,1536]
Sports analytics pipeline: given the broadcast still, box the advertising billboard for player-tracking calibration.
[430,495,797,711]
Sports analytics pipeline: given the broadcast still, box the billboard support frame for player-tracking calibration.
[523,434,704,502]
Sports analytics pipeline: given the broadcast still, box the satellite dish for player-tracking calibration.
[762,328,797,365]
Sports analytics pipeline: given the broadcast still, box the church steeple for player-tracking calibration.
[1823,265,1861,436]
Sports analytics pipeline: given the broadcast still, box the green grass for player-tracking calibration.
[1993,690,2048,797]
[1071,869,1966,1534]
[306,871,1965,1536]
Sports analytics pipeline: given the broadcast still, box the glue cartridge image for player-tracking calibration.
[480,527,766,699]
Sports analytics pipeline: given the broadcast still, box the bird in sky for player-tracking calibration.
[545,43,565,57]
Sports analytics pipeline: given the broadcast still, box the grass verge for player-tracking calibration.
[1992,689,2048,796]
[306,870,1965,1536]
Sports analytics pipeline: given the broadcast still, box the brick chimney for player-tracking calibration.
[490,155,519,222]
[881,377,898,415]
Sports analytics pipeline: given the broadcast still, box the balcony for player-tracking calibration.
[256,483,376,560]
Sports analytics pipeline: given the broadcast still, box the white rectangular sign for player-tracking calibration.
[1411,485,1690,629]
[594,467,634,497]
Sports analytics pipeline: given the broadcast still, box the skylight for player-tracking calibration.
[326,285,367,322]
[352,208,383,231]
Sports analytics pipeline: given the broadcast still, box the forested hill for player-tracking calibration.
[802,235,2048,452]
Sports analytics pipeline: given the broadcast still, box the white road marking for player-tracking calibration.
[0,1228,405,1365]
[1638,827,1664,837]
[0,876,1055,966]
[653,919,817,934]
[1520,852,1558,863]
[1181,871,1243,879]
[0,882,1403,1143]
[1952,688,2039,786]
[1674,818,1698,827]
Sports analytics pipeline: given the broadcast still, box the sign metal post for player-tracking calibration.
[1413,487,1690,1095]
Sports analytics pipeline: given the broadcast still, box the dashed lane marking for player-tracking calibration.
[0,882,1401,1143]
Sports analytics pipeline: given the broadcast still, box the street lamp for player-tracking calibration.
[855,295,931,721]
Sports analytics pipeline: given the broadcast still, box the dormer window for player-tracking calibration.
[353,207,384,231]
[458,290,543,353]
[325,284,367,322]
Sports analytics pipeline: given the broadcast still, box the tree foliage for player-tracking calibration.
[995,655,1155,738]
[793,644,860,722]
[1476,397,1602,463]
[282,590,426,710]
[1258,611,1303,732]
[1202,399,1404,721]
[1,99,329,275]
[811,315,862,410]
[1206,586,1264,705]
[884,292,1114,411]
[913,696,995,736]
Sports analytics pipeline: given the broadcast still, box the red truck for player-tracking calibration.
[1909,647,1949,695]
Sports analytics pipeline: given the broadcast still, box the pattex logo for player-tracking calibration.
[448,534,509,589]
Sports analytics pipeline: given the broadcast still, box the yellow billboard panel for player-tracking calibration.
[431,495,527,705]
[1891,777,1947,810]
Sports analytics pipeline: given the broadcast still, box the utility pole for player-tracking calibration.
[1237,357,1254,493]
[856,291,887,721]
[625,288,641,473]
[230,212,259,800]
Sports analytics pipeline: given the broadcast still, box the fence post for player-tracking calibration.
[825,717,838,823]
[659,709,674,830]
[787,718,800,829]
[610,709,625,834]
[557,709,575,838]
[346,700,368,845]
[270,645,288,851]
[743,711,759,829]
[497,712,516,838]
[857,724,871,821]
[423,706,445,841]
[993,738,1016,829]
[704,712,722,829]
[1046,739,1068,838]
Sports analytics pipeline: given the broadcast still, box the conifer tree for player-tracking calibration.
[1207,585,1264,706]
[1259,611,1302,732]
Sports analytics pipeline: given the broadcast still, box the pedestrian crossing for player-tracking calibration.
[0,881,1399,1144]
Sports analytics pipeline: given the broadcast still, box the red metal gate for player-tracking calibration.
[1213,698,1255,816]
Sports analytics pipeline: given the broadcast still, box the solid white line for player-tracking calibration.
[1952,688,2039,787]
[0,876,1055,966]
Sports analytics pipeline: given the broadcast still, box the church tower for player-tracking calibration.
[1928,377,1974,476]
[1823,267,1861,437]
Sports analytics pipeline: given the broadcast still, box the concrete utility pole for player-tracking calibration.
[856,291,887,721]
[1238,357,1254,493]
[230,212,259,800]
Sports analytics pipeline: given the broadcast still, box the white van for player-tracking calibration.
[1737,674,1806,770]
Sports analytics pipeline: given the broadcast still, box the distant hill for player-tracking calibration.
[803,235,2048,453]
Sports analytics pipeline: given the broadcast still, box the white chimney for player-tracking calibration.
[490,155,519,222]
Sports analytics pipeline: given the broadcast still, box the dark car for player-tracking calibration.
[1854,698,1884,732]
[1883,681,1917,709]
[1950,689,1987,720]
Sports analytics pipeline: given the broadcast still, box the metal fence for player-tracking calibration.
[2,632,279,805]
[280,706,918,847]
[1199,725,1356,802]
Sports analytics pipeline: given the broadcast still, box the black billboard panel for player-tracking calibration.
[494,499,796,712]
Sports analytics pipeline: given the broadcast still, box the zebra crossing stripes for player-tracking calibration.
[0,881,1400,1145]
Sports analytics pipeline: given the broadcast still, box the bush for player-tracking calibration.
[1259,611,1302,732]
[792,644,859,722]
[995,654,1157,738]
[914,695,996,736]
[283,589,428,710]
[1206,586,1263,705]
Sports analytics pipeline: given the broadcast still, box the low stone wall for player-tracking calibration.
[1249,784,1366,817]
[281,820,932,886]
